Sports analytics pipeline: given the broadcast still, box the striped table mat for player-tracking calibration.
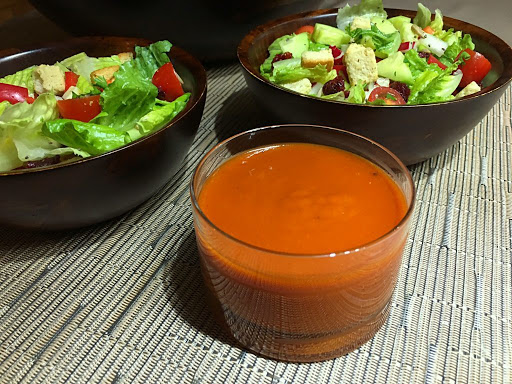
[0,64,510,383]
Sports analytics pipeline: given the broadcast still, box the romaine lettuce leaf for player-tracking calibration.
[337,0,387,30]
[0,94,81,171]
[42,119,127,156]
[126,93,190,141]
[349,25,401,58]
[0,66,35,93]
[260,35,292,75]
[270,62,337,84]
[94,41,174,132]
[440,34,475,65]
[408,71,461,104]
[60,52,124,80]
[430,9,443,32]
[413,3,431,28]
[0,101,9,116]
[347,83,366,104]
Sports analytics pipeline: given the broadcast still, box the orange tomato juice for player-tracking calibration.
[194,142,410,362]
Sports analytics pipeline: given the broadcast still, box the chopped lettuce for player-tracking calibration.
[260,35,292,75]
[440,34,475,65]
[270,61,337,84]
[0,66,35,93]
[413,3,431,28]
[60,52,124,80]
[408,71,462,104]
[0,94,82,171]
[349,25,401,58]
[308,42,330,52]
[430,9,443,32]
[94,41,173,132]
[0,101,9,116]
[127,93,190,141]
[347,83,366,104]
[42,119,127,156]
[337,0,387,30]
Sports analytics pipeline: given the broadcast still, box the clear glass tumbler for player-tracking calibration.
[190,125,415,362]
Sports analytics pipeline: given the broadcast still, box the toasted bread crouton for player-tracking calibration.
[301,50,334,71]
[117,52,133,63]
[90,65,120,84]
[33,65,65,95]
[456,81,480,98]
[350,16,371,31]
[344,43,378,85]
[282,78,313,94]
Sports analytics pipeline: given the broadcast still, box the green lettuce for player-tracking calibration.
[336,0,387,30]
[94,41,173,132]
[440,34,475,65]
[60,52,124,80]
[270,62,337,84]
[126,94,190,141]
[260,35,292,75]
[408,71,462,104]
[349,24,401,58]
[308,42,330,52]
[430,9,443,32]
[413,3,431,28]
[42,119,127,156]
[0,94,82,171]
[347,83,366,104]
[0,66,35,93]
[0,101,9,116]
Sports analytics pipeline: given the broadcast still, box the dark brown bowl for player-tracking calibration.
[0,36,207,230]
[238,9,512,165]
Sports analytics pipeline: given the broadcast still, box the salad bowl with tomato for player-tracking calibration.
[238,0,512,165]
[0,36,206,230]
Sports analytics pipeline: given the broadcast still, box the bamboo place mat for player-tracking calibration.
[0,64,510,384]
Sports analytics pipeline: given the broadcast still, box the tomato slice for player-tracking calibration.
[64,72,79,91]
[152,62,184,102]
[427,54,447,70]
[457,49,492,88]
[295,25,315,35]
[368,87,406,105]
[0,83,30,104]
[57,95,101,122]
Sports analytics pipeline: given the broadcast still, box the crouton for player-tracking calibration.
[456,81,481,98]
[301,50,334,71]
[90,65,120,84]
[117,52,133,63]
[33,65,65,96]
[344,43,378,85]
[281,78,313,94]
[350,16,371,31]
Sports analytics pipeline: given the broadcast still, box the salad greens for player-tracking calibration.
[0,40,190,172]
[260,0,492,106]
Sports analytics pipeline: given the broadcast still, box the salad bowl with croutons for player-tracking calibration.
[0,36,206,230]
[238,0,512,165]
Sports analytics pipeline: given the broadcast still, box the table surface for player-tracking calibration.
[1,8,512,384]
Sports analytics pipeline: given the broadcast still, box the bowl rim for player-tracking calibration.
[237,7,512,108]
[0,36,207,177]
[190,123,416,259]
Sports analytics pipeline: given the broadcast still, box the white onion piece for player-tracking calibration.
[310,82,324,97]
[419,34,448,56]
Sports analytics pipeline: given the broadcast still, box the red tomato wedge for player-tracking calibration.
[295,25,315,35]
[427,54,447,70]
[0,83,32,104]
[64,72,79,91]
[457,49,492,88]
[57,95,101,122]
[368,87,406,105]
[152,62,184,102]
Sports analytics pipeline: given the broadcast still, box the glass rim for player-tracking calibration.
[190,124,416,259]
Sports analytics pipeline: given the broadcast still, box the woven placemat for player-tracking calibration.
[0,64,510,384]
